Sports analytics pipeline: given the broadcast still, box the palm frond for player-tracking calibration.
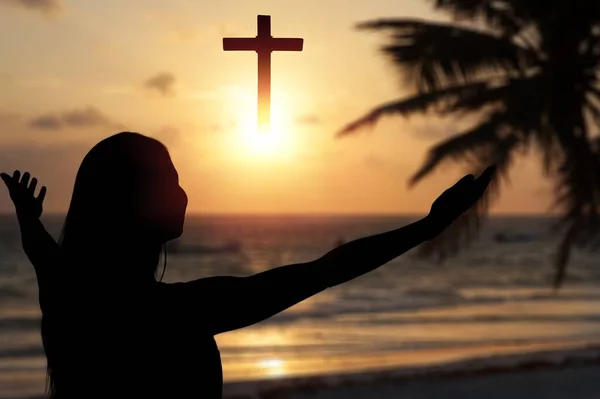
[548,105,600,288]
[356,19,537,92]
[338,75,544,137]
[337,82,490,137]
[445,75,543,115]
[345,4,600,289]
[432,0,525,36]
[550,152,599,290]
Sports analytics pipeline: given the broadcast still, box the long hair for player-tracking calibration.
[43,132,170,398]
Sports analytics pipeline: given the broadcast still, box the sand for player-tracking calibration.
[222,345,600,399]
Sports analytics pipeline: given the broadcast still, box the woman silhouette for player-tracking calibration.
[2,132,495,399]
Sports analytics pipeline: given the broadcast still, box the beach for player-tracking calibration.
[1,214,600,398]
[222,345,600,398]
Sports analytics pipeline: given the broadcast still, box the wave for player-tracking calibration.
[0,316,40,331]
[0,346,43,359]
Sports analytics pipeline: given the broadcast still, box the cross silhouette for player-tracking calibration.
[223,15,303,130]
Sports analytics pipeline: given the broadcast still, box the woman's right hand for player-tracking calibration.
[1,170,47,219]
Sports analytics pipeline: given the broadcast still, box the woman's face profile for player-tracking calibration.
[133,147,188,241]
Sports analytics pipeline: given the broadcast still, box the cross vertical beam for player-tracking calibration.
[257,15,271,129]
[223,15,303,131]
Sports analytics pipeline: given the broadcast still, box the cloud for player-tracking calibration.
[0,0,61,14]
[29,106,122,131]
[30,115,61,130]
[296,114,321,126]
[144,72,176,97]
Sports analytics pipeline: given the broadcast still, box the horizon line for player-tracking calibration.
[0,211,557,218]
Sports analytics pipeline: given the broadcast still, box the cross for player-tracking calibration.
[223,15,303,131]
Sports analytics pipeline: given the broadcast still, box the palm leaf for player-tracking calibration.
[343,5,600,289]
[338,75,543,137]
[336,82,490,137]
[432,0,525,36]
[547,101,600,287]
[357,19,537,91]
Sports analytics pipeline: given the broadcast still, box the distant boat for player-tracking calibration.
[168,240,242,255]
[494,232,537,243]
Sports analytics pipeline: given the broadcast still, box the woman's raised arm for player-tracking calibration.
[177,167,495,335]
[2,171,61,308]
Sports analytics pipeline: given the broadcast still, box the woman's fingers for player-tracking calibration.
[1,172,18,190]
[481,165,497,180]
[473,166,496,195]
[455,174,475,188]
[20,172,30,188]
[462,166,496,208]
[37,186,47,203]
[0,173,13,193]
[475,166,496,188]
[29,177,38,194]
[1,170,45,200]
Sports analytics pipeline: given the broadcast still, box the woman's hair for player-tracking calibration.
[59,132,170,256]
[44,132,170,398]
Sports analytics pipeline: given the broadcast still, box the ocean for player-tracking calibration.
[1,214,600,398]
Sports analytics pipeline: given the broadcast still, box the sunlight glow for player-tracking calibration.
[258,358,286,377]
[234,90,296,161]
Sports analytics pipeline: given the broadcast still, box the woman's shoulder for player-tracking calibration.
[156,281,185,291]
[154,281,191,303]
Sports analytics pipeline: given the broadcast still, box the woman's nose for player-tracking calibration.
[180,188,188,207]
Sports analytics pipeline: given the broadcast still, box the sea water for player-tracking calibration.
[1,214,599,398]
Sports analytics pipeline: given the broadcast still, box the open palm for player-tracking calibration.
[1,170,47,219]
[429,166,495,231]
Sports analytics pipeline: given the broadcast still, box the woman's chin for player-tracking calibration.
[164,223,184,241]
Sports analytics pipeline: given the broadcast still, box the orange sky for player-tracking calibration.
[0,0,553,215]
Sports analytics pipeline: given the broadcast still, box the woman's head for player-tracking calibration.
[59,132,188,261]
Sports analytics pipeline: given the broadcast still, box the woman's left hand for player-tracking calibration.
[426,166,495,234]
[1,170,47,219]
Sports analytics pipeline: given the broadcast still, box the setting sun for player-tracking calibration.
[229,88,297,161]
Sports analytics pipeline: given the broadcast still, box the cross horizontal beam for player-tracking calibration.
[223,37,303,52]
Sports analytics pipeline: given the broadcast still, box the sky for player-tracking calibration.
[0,0,553,215]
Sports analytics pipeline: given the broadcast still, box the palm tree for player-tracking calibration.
[338,0,600,288]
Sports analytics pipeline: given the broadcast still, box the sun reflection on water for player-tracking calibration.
[258,358,286,377]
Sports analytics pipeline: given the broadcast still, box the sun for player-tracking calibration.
[234,91,296,161]
[242,124,289,157]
